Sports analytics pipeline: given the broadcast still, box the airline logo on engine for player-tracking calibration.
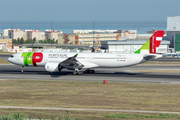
[48,54,68,58]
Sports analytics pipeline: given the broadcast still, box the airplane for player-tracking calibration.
[8,30,165,75]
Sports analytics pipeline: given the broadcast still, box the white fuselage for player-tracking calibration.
[8,52,146,69]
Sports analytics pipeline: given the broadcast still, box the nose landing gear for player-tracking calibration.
[21,66,24,73]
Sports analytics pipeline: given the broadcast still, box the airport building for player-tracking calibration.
[101,40,170,53]
[58,34,78,45]
[57,30,137,45]
[25,30,43,41]
[45,29,62,40]
[114,30,137,39]
[7,29,24,40]
[78,33,119,45]
[166,16,180,52]
[4,29,11,37]
[166,16,180,36]
[0,38,12,50]
[74,30,117,34]
[58,31,120,45]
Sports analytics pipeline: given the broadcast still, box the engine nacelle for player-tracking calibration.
[45,62,62,72]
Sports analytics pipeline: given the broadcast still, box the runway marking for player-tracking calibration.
[0,106,180,114]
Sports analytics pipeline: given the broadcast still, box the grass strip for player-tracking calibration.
[0,112,26,120]
[0,109,116,120]
[0,59,11,64]
[0,80,180,113]
[105,113,180,119]
[1,109,180,120]
[0,51,13,55]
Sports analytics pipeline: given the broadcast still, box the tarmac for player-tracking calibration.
[0,64,180,84]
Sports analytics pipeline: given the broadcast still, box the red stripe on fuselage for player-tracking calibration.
[32,52,43,66]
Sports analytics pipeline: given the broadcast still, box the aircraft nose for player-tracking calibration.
[7,57,10,62]
[7,57,12,63]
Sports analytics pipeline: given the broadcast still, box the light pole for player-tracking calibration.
[51,23,53,30]
[93,23,94,47]
[174,26,176,53]
[51,23,53,48]
[11,23,14,29]
[82,28,84,48]
[11,23,14,45]
[137,28,140,39]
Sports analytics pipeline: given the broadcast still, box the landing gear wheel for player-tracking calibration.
[84,70,89,73]
[84,70,95,74]
[73,71,83,75]
[21,66,24,73]
[73,71,77,75]
[90,70,95,73]
[78,71,83,75]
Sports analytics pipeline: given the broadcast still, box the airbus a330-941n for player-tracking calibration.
[8,30,165,75]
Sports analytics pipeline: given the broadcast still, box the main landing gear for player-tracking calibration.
[73,69,95,75]
[21,66,24,73]
[84,69,95,74]
[73,70,83,75]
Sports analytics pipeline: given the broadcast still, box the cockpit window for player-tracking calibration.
[10,55,14,58]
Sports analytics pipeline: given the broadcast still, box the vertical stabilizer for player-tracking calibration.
[134,30,165,54]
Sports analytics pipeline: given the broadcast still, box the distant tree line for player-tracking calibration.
[12,37,58,44]
[39,39,58,44]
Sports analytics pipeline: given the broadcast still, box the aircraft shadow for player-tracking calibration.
[49,71,73,78]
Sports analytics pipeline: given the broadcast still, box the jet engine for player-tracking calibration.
[45,62,62,72]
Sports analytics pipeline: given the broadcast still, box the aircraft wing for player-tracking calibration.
[60,53,98,70]
[60,54,84,70]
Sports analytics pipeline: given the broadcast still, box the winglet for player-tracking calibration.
[73,53,78,57]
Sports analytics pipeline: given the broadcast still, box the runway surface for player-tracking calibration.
[1,64,180,84]
[0,54,11,59]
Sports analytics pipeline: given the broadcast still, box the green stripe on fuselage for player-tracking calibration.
[22,52,34,66]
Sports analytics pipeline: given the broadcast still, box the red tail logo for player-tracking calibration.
[150,31,165,54]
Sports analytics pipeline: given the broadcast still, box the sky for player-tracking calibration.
[0,0,180,22]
